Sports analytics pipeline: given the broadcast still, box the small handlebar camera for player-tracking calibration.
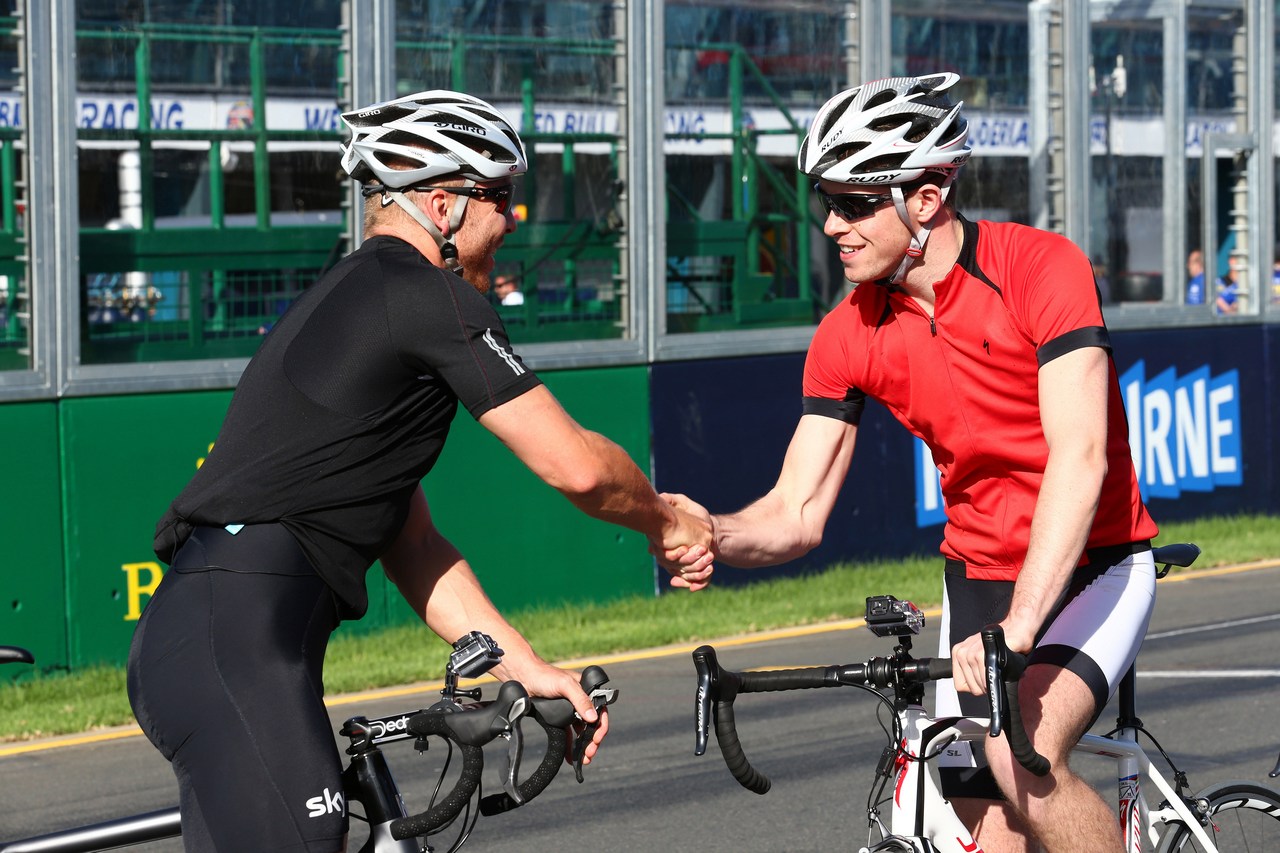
[864,595,925,638]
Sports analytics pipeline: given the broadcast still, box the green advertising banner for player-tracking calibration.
[58,391,234,669]
[0,402,65,673]
[19,363,653,671]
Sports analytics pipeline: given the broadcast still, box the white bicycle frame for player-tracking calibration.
[885,705,1218,853]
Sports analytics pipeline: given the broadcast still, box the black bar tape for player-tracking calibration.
[737,666,837,693]
[1004,683,1051,777]
[479,720,569,816]
[389,716,484,839]
[714,701,771,794]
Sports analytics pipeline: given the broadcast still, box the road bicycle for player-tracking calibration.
[692,543,1280,852]
[0,632,617,853]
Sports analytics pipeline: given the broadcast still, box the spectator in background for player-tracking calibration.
[1271,247,1280,305]
[1185,249,1205,305]
[494,273,524,306]
[1214,255,1240,315]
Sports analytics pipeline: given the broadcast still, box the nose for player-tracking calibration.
[823,211,852,239]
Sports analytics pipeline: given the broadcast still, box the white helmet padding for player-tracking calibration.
[799,73,971,286]
[340,91,527,274]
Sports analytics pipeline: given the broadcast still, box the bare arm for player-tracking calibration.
[479,385,712,586]
[668,414,858,569]
[951,345,1110,693]
[381,487,609,759]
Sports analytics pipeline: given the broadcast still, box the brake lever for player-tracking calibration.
[570,679,619,783]
[981,626,1008,737]
[500,723,527,805]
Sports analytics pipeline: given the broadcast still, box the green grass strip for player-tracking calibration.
[2,513,1277,743]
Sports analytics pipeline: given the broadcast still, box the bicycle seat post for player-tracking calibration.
[1114,663,1141,730]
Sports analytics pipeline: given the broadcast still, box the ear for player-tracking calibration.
[911,183,945,223]
[421,189,456,236]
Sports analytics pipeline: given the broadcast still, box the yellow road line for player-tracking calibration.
[5,559,1278,758]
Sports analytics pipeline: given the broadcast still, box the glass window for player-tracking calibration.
[75,0,344,365]
[0,13,25,371]
[395,0,626,344]
[663,0,842,335]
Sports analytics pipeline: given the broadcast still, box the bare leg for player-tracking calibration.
[952,798,1034,853]
[984,664,1122,853]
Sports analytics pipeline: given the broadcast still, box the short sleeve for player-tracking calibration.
[1010,230,1112,366]
[392,269,542,419]
[802,302,867,424]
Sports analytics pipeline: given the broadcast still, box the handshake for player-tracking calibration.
[650,492,717,591]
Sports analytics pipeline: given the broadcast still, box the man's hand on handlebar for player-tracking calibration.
[494,655,610,765]
[950,620,1035,697]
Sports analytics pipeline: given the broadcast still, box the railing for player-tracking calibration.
[63,25,828,364]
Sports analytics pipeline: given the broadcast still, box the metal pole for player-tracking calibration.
[20,0,77,396]
[1163,5,1186,304]
[342,0,397,252]
[1061,0,1090,248]
[629,0,660,355]
[1028,1,1053,232]
[1247,0,1274,315]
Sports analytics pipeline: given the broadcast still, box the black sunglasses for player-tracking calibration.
[814,185,893,222]
[417,183,516,215]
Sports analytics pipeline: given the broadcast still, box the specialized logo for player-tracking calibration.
[305,787,345,819]
[482,329,525,376]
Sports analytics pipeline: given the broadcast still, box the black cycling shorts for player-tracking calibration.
[127,525,345,853]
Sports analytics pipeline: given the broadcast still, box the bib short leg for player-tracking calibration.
[127,525,346,853]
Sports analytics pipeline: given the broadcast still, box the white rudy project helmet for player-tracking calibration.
[798,72,970,187]
[799,73,970,286]
[340,91,527,273]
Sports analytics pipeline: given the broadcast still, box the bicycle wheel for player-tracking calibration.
[1155,780,1280,852]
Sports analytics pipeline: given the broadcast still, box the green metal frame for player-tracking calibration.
[67,25,824,365]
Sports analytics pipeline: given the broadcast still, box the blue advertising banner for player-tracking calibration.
[650,323,1278,587]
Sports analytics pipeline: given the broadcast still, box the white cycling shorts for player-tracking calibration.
[935,548,1156,781]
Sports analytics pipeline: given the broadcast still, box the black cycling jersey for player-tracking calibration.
[153,235,541,617]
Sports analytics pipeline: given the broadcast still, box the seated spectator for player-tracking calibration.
[1214,256,1240,315]
[1185,249,1205,305]
[494,274,524,306]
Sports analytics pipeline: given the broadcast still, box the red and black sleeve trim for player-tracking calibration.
[1036,325,1111,367]
[802,388,867,424]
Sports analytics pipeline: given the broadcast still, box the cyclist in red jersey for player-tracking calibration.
[662,74,1157,853]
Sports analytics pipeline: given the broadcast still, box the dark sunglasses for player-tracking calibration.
[814,185,893,222]
[417,183,516,215]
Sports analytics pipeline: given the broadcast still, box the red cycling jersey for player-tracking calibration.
[802,217,1157,580]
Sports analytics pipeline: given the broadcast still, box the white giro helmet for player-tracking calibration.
[798,72,970,187]
[340,90,527,188]
[340,91,527,274]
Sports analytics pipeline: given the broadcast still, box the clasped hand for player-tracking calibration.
[649,493,716,591]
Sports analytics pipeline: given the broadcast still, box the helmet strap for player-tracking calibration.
[383,179,475,275]
[887,174,955,286]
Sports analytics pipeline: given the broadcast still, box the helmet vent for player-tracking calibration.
[864,89,898,111]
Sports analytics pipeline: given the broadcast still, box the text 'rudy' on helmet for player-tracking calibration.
[798,72,971,187]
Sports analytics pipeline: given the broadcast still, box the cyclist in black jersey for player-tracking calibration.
[126,90,712,853]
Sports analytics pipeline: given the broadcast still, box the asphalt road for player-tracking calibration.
[2,563,1278,852]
